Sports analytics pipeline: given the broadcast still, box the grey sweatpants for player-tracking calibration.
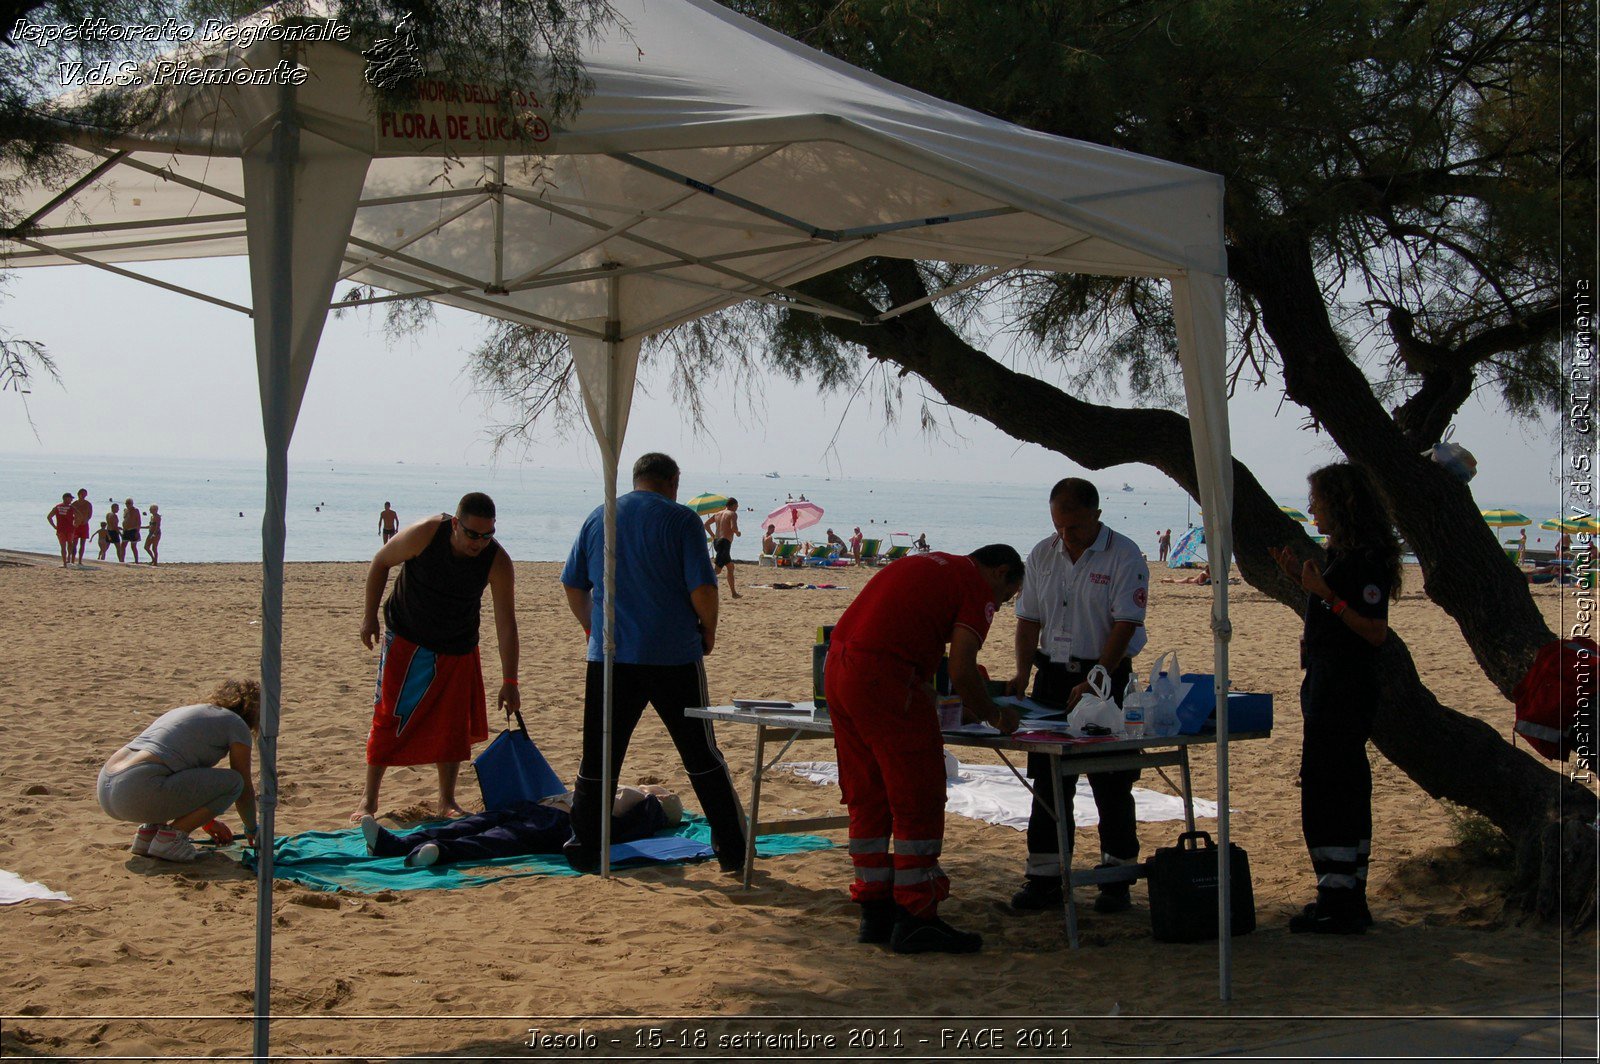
[97,761,243,825]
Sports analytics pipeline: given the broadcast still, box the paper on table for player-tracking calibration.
[995,695,1068,720]
[943,721,1002,736]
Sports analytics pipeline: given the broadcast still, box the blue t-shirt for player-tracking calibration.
[561,490,717,665]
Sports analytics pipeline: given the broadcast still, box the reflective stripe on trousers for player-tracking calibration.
[826,645,950,917]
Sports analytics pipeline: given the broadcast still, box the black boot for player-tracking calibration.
[1009,874,1063,911]
[561,834,600,874]
[890,912,983,954]
[858,900,901,944]
[1288,891,1368,935]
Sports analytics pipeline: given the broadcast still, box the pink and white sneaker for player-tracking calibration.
[147,828,198,862]
[131,824,160,856]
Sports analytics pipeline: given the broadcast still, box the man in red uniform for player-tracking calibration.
[824,544,1025,954]
[46,492,75,568]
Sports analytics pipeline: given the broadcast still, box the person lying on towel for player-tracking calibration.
[358,785,681,867]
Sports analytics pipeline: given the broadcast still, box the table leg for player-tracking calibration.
[1179,745,1196,833]
[1050,752,1079,950]
[743,725,765,889]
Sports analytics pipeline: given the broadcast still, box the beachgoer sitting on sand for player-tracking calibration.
[359,785,681,867]
[1161,565,1211,585]
[97,680,260,862]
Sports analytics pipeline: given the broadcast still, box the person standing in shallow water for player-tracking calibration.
[1269,462,1398,936]
[71,490,93,565]
[144,505,162,564]
[379,502,399,543]
[122,498,143,564]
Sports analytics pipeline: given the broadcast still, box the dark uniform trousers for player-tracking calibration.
[570,660,747,861]
[1299,661,1374,909]
[1024,653,1139,876]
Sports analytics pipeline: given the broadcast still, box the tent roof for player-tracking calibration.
[4,0,1224,342]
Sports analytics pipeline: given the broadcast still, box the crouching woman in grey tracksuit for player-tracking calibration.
[98,679,259,862]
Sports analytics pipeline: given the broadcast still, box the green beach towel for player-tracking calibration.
[232,815,831,893]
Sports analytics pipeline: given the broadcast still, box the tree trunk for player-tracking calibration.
[1228,235,1555,695]
[796,257,1595,927]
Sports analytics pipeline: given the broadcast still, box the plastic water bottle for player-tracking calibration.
[1158,668,1184,736]
[1122,673,1145,738]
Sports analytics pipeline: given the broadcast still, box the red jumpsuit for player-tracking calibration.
[823,553,998,918]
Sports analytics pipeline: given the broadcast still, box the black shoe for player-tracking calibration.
[1093,882,1132,914]
[858,901,901,944]
[1009,875,1063,912]
[890,913,983,954]
[1288,900,1368,935]
[561,836,599,874]
[715,847,745,874]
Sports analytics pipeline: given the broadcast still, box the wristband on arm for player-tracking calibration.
[1330,598,1348,616]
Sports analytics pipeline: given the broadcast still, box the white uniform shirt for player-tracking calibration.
[1015,524,1149,663]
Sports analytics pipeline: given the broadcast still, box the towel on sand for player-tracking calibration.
[783,758,1220,831]
[234,814,831,893]
[1,868,70,904]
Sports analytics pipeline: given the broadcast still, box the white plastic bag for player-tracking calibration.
[1146,651,1186,737]
[1066,665,1123,737]
[1423,424,1478,483]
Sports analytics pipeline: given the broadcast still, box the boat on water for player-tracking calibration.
[1121,483,1134,492]
[764,471,780,478]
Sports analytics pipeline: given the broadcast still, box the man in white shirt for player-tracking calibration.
[1006,478,1150,914]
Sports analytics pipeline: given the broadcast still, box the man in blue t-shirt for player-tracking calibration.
[560,452,747,872]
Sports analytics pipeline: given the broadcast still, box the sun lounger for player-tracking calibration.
[802,545,841,566]
[856,538,882,565]
[883,544,911,562]
[771,542,801,567]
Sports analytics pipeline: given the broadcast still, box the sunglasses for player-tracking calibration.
[455,520,495,542]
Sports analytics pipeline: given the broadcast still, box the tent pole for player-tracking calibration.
[253,72,299,1064]
[1215,585,1233,1000]
[599,270,621,877]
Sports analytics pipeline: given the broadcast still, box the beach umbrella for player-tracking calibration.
[1539,516,1599,534]
[1278,505,1309,522]
[687,492,730,515]
[764,500,824,535]
[1481,508,1532,528]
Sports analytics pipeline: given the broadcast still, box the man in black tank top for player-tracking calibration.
[356,492,520,820]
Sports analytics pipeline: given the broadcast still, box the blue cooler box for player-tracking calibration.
[1174,674,1273,734]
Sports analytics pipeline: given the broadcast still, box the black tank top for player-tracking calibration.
[383,516,498,655]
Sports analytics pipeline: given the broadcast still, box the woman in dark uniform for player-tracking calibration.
[1269,463,1400,935]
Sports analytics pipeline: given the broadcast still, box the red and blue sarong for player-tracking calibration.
[367,631,488,766]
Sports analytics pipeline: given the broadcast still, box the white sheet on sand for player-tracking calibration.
[781,758,1220,831]
[0,868,70,904]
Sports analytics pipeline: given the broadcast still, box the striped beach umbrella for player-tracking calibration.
[1481,508,1532,528]
[687,492,730,515]
[1279,505,1309,522]
[1539,516,1599,534]
[764,500,824,535]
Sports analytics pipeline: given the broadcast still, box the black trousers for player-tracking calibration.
[571,660,746,859]
[1299,661,1374,908]
[1024,655,1140,875]
[372,798,666,864]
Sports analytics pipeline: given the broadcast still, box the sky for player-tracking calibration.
[0,256,1569,506]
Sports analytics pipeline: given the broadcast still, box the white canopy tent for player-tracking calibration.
[4,0,1237,1050]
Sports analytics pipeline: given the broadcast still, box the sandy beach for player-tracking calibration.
[0,551,1588,1058]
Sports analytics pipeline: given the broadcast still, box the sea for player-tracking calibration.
[1,452,1569,565]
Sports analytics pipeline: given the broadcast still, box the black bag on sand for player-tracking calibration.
[1147,830,1256,943]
